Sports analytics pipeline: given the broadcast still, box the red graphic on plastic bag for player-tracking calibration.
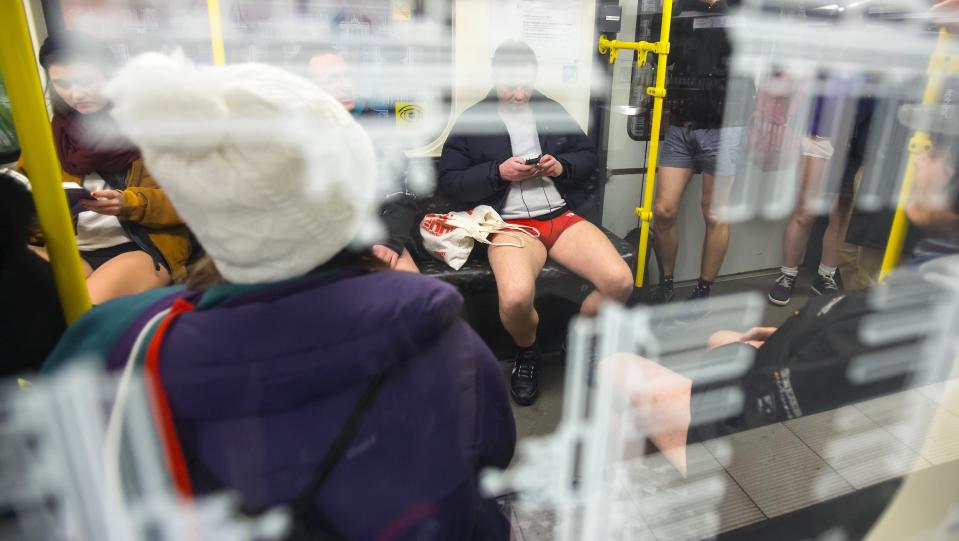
[421,213,457,236]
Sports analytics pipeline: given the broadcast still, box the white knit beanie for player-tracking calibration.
[102,52,378,284]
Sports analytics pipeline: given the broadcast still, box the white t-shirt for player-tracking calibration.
[497,102,566,219]
[75,173,131,251]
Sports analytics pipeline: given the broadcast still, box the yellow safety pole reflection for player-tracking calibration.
[880,29,954,280]
[207,0,227,65]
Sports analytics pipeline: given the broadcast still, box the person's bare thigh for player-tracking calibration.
[487,233,547,300]
[87,250,170,304]
[548,220,631,290]
[655,166,696,215]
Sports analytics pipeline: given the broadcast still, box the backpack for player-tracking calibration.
[745,73,804,171]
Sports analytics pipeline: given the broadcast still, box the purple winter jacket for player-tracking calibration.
[112,271,515,540]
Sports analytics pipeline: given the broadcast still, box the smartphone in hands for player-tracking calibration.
[63,181,96,210]
[524,155,542,166]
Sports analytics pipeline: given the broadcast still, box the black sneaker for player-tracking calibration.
[768,273,797,306]
[811,272,840,296]
[510,349,539,406]
[650,281,675,304]
[688,283,711,300]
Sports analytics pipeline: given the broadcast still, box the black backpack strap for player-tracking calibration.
[286,371,391,540]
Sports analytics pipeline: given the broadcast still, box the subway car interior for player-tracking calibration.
[2,0,959,539]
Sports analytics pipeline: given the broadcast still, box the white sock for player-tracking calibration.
[780,266,799,277]
[818,264,837,277]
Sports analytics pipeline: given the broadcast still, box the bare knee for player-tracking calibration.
[499,286,535,318]
[600,263,634,302]
[792,208,816,229]
[703,204,725,227]
[654,203,678,230]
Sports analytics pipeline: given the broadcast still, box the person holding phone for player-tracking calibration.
[17,32,190,304]
[439,41,634,406]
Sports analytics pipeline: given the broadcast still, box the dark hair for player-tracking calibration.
[0,170,37,261]
[39,32,115,114]
[491,40,538,73]
[39,32,114,73]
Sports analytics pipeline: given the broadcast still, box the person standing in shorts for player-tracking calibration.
[768,89,844,305]
[650,0,749,303]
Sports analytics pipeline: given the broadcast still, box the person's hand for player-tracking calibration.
[499,157,539,182]
[739,326,777,343]
[538,154,564,178]
[372,244,400,268]
[80,189,123,216]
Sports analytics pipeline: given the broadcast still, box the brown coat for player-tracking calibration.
[17,157,192,281]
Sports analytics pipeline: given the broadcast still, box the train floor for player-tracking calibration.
[503,271,813,442]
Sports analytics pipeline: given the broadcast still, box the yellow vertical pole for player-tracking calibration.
[634,0,673,287]
[0,1,91,323]
[207,0,227,65]
[879,28,952,280]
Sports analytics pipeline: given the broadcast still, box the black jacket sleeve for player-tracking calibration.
[553,135,598,187]
[379,194,420,254]
[438,127,509,207]
[547,104,599,188]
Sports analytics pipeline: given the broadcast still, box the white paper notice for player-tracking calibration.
[490,0,582,64]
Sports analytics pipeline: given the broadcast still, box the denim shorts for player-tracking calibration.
[659,125,744,178]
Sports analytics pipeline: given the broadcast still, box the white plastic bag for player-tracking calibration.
[419,205,540,270]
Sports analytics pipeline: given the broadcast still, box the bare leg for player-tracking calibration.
[548,220,634,316]
[821,200,842,269]
[86,251,170,304]
[488,234,547,348]
[700,172,730,281]
[652,167,695,276]
[393,248,421,273]
[782,154,830,268]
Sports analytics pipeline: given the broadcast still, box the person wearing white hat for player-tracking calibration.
[45,52,516,540]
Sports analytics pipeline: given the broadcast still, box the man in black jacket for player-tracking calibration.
[439,41,634,406]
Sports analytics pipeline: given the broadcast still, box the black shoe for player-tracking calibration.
[510,349,539,406]
[650,281,675,304]
[811,272,840,296]
[768,272,797,306]
[688,282,711,300]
